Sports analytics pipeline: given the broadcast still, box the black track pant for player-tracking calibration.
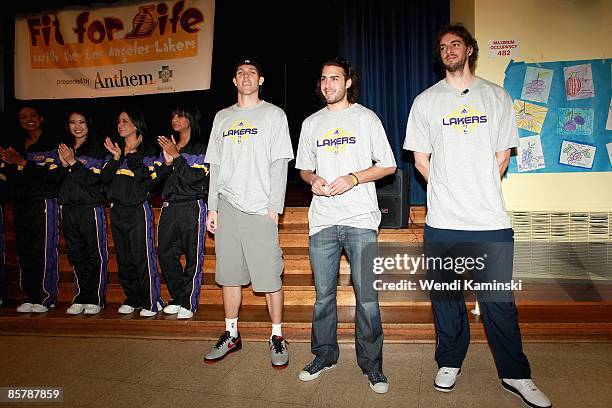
[158,199,206,312]
[110,201,162,311]
[62,204,108,306]
[13,198,59,306]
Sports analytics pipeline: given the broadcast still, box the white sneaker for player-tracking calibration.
[83,304,102,315]
[502,378,552,408]
[434,367,461,392]
[16,303,34,313]
[31,304,49,313]
[177,307,194,319]
[163,304,181,314]
[66,303,86,315]
[140,302,162,317]
[118,304,136,314]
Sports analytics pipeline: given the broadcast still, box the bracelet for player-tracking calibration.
[349,172,359,186]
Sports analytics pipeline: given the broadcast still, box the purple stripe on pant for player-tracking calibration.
[95,205,109,306]
[189,200,207,311]
[71,266,81,303]
[43,198,60,306]
[143,201,163,311]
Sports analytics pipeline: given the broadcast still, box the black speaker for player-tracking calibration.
[376,168,409,229]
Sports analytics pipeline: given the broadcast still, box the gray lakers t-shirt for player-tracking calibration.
[403,77,518,230]
[205,101,294,215]
[296,104,397,235]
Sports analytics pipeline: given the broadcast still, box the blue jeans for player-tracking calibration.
[309,225,384,374]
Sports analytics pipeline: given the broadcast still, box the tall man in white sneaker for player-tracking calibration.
[204,58,294,367]
[403,24,552,408]
[296,58,396,394]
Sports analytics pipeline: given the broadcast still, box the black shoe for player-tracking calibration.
[298,360,336,381]
[367,372,389,394]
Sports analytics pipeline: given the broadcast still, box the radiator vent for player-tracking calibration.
[509,211,611,280]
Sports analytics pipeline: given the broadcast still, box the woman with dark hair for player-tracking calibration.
[155,105,208,319]
[57,110,108,315]
[0,105,61,313]
[100,108,163,317]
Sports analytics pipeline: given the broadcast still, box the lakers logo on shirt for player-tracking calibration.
[442,106,488,135]
[316,128,356,155]
[222,120,259,144]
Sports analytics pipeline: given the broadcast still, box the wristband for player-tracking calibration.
[349,172,359,186]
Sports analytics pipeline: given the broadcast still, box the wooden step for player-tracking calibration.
[4,203,611,342]
[4,273,429,307]
[2,205,427,230]
[6,262,612,307]
[52,247,421,274]
[279,206,426,225]
[2,223,424,253]
[19,251,385,276]
[1,303,610,342]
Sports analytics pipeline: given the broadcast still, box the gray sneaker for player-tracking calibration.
[270,335,289,368]
[204,331,241,362]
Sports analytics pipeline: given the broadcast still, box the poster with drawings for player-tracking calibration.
[557,108,594,136]
[559,140,596,169]
[514,99,548,133]
[521,66,554,103]
[517,135,545,172]
[564,64,595,100]
[504,58,610,173]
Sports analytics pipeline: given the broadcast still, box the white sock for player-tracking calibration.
[225,317,238,338]
[271,323,282,338]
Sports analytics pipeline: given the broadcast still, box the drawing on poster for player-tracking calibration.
[607,143,612,166]
[559,140,596,169]
[521,67,554,103]
[513,99,548,133]
[517,135,545,172]
[557,108,594,136]
[564,64,595,100]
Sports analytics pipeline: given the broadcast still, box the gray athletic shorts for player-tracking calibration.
[215,198,284,292]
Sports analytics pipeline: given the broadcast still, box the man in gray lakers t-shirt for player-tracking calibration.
[203,58,294,368]
[404,25,551,408]
[296,58,396,394]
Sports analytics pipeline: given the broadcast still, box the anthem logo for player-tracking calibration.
[316,128,356,155]
[442,106,488,135]
[95,69,153,89]
[222,120,258,144]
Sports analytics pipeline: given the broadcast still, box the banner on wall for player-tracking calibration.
[14,0,215,99]
[504,58,611,173]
